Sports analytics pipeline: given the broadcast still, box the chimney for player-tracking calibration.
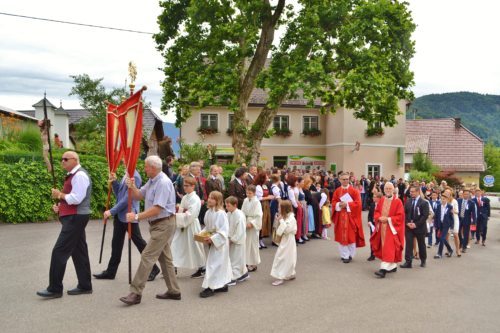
[454,117,461,129]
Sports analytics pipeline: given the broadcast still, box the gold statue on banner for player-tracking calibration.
[128,61,137,94]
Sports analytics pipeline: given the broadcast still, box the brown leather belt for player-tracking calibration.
[148,215,174,226]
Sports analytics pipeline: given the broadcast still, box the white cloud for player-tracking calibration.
[0,0,499,124]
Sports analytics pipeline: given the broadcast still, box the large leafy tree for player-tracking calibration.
[69,74,127,141]
[155,0,415,164]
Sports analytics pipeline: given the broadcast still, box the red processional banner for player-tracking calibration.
[116,88,145,179]
[105,103,123,173]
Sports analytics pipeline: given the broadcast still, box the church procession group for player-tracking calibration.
[36,151,491,305]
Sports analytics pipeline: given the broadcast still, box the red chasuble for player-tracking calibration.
[370,196,405,263]
[332,186,365,247]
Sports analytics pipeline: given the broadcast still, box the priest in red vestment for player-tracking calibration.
[370,182,405,278]
[332,172,365,263]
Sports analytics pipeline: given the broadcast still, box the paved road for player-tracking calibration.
[1,211,499,333]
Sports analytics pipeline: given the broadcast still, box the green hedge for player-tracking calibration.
[0,153,145,224]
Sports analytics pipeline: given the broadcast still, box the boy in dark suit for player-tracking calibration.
[458,189,476,252]
[434,193,454,259]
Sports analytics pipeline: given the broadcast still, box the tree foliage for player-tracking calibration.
[69,74,127,140]
[155,0,415,163]
[482,142,500,191]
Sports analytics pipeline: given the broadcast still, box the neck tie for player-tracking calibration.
[460,200,466,218]
[411,199,416,220]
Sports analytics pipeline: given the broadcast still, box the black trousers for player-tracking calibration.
[459,221,470,249]
[476,217,488,242]
[48,214,92,293]
[404,230,427,263]
[106,218,159,276]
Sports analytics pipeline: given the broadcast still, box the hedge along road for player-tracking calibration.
[1,210,499,333]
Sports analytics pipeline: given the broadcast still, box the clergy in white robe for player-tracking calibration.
[172,191,206,270]
[271,212,298,281]
[201,208,232,290]
[242,194,263,267]
[228,208,247,280]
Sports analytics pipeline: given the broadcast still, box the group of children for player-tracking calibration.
[172,177,298,298]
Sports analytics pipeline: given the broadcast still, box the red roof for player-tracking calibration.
[406,119,485,172]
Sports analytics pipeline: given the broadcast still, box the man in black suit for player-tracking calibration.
[472,189,490,246]
[401,185,429,268]
[458,189,476,252]
[228,167,247,208]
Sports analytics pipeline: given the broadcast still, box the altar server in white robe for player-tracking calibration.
[172,176,206,272]
[241,185,263,272]
[225,196,248,285]
[199,191,232,298]
[271,200,297,286]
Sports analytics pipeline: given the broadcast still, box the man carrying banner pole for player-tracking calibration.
[120,155,181,305]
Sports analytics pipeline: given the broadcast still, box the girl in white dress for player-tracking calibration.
[271,200,297,286]
[242,185,263,272]
[199,191,232,298]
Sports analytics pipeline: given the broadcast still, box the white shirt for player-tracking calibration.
[65,164,90,205]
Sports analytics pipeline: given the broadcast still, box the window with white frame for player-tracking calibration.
[273,115,289,130]
[201,114,218,129]
[228,113,234,130]
[303,116,319,131]
[367,164,381,178]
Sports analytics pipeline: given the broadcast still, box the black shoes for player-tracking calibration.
[200,288,214,298]
[67,287,93,295]
[374,269,386,278]
[215,285,229,293]
[93,271,115,280]
[311,234,321,239]
[420,261,426,268]
[375,267,397,278]
[148,265,161,281]
[341,257,352,264]
[445,250,454,258]
[191,267,206,279]
[36,289,62,299]
[367,255,376,261]
[400,261,412,269]
[236,272,250,283]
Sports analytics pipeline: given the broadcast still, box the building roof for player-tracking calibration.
[249,88,322,107]
[405,134,430,154]
[64,107,162,138]
[406,118,485,172]
[32,98,57,109]
[0,105,38,122]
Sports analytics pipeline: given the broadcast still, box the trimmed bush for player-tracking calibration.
[0,153,146,223]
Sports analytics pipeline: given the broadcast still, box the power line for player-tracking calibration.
[0,12,155,35]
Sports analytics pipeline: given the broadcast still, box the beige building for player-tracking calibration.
[181,96,408,179]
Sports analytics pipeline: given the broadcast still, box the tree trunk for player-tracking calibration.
[232,0,286,164]
[248,100,283,165]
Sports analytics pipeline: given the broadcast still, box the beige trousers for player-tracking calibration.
[130,216,180,295]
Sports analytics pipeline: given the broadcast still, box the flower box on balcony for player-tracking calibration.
[197,126,218,135]
[301,128,322,137]
[274,128,292,137]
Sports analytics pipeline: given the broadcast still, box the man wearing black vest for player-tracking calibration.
[37,151,93,298]
[401,185,429,269]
